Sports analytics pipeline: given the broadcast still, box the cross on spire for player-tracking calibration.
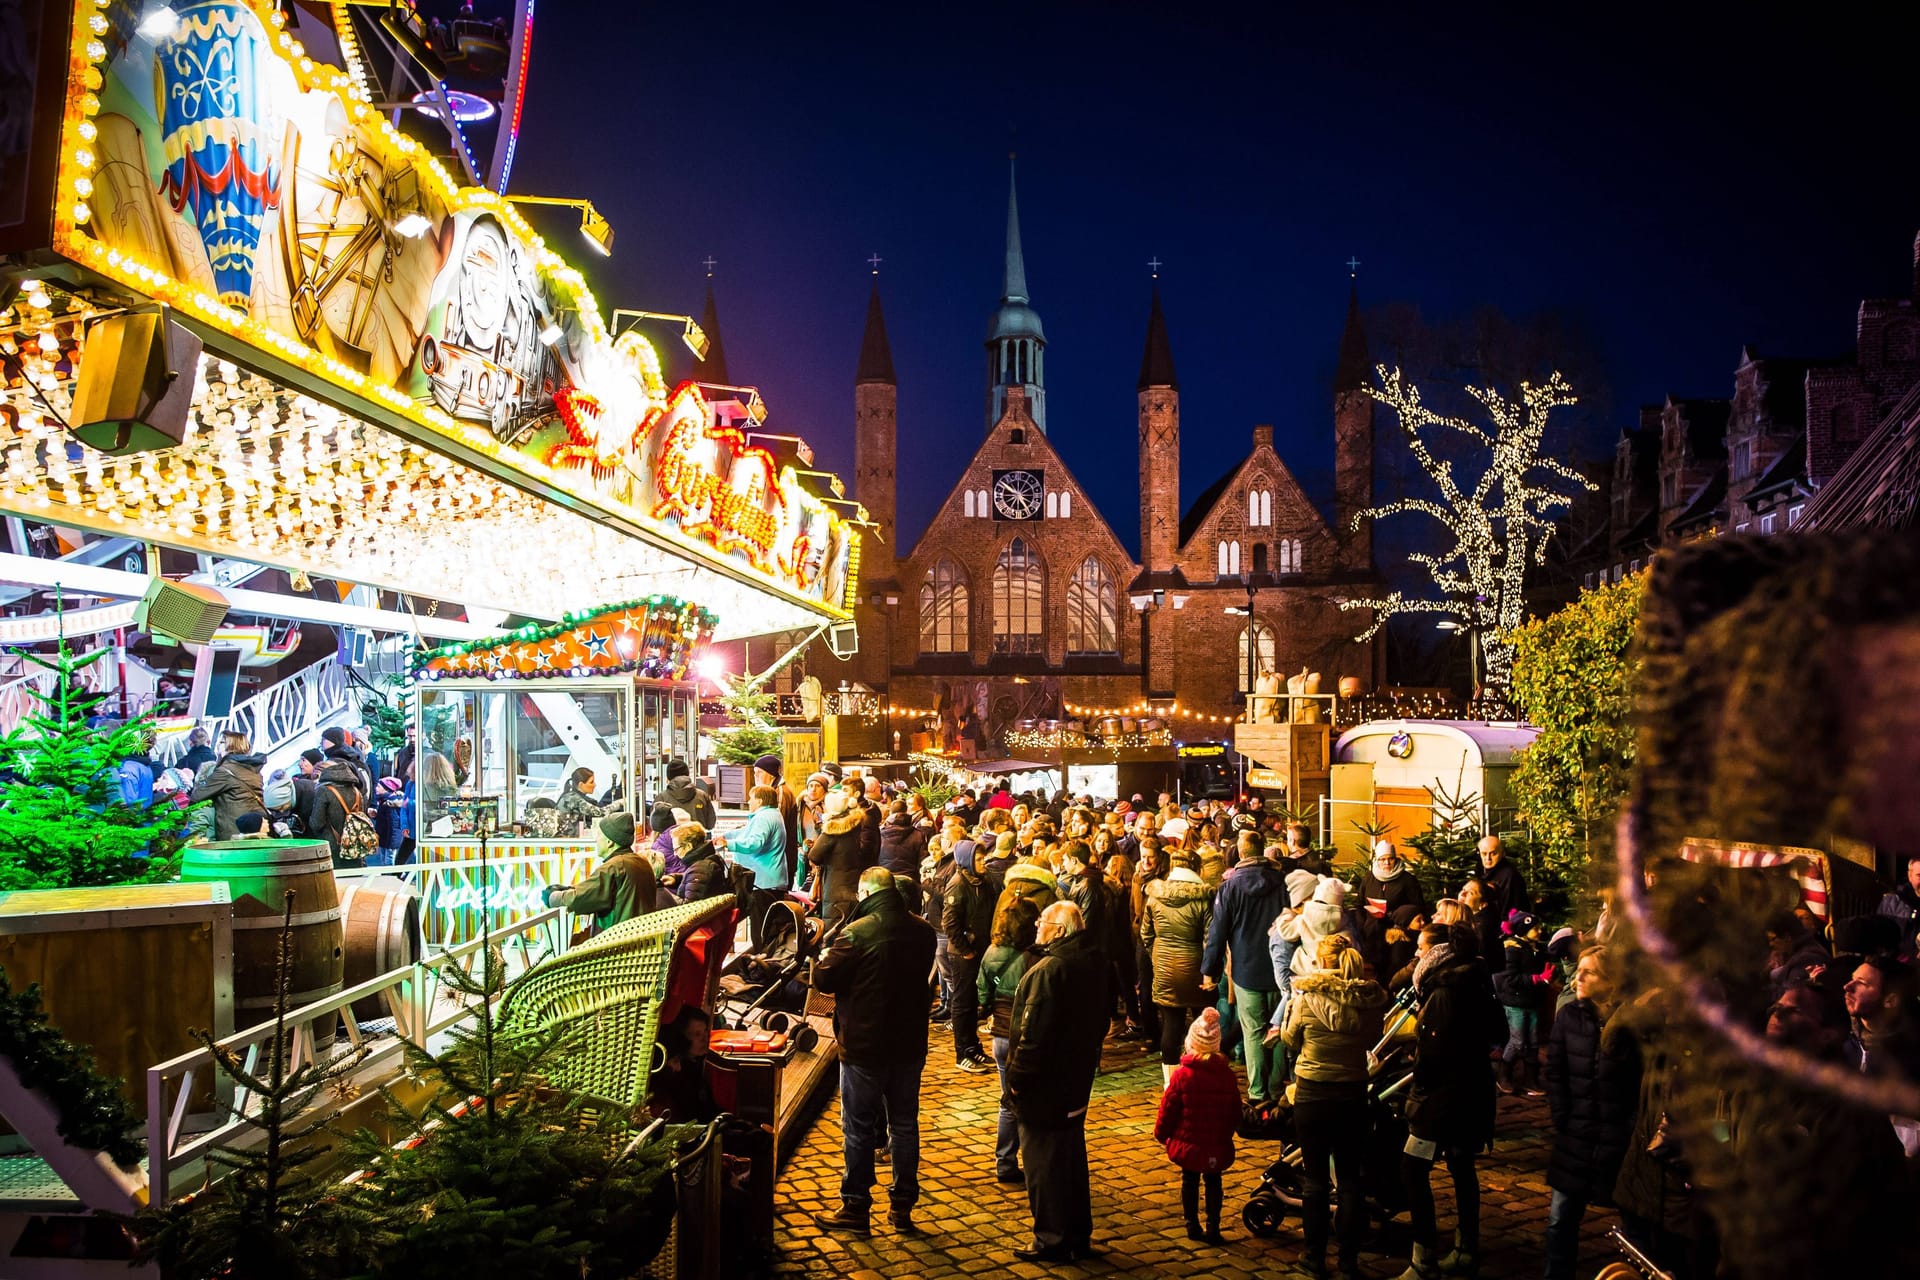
[1148,256,1163,278]
[1347,255,1361,278]
[867,252,883,275]
[703,255,716,276]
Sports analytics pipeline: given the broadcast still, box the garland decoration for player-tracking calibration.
[412,596,718,682]
[0,967,143,1168]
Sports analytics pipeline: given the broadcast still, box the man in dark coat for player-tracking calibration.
[1200,828,1290,1104]
[1006,901,1111,1263]
[1399,925,1503,1278]
[941,824,996,1073]
[1877,851,1920,960]
[1474,835,1528,961]
[1542,949,1638,1280]
[658,758,717,829]
[320,725,374,796]
[811,868,937,1238]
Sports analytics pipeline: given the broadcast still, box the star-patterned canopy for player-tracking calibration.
[413,597,718,682]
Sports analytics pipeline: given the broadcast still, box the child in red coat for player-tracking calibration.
[1152,1006,1240,1242]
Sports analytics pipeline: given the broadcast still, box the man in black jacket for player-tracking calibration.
[811,868,937,1239]
[941,824,995,1073]
[1200,829,1290,1105]
[1007,901,1111,1263]
[1475,835,1529,961]
[658,759,716,829]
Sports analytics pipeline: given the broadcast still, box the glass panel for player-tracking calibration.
[640,690,664,808]
[509,687,628,834]
[415,686,471,837]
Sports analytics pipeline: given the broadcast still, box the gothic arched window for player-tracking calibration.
[919,559,970,654]
[1238,622,1276,692]
[1060,490,1072,518]
[993,538,1044,655]
[964,489,976,518]
[1066,557,1119,654]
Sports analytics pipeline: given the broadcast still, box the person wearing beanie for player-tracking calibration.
[1495,908,1552,1096]
[1276,875,1353,981]
[980,829,1019,897]
[1142,848,1215,1084]
[1153,1005,1239,1245]
[1279,933,1390,1276]
[658,757,716,829]
[541,811,660,931]
[940,815,996,1071]
[805,788,868,923]
[724,785,792,949]
[751,753,802,890]
[1362,839,1428,927]
[1265,867,1325,1046]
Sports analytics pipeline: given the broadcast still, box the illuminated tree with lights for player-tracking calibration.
[1339,366,1594,687]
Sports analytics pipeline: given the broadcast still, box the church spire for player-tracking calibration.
[1334,284,1369,396]
[1138,285,1178,390]
[856,281,894,385]
[1002,154,1030,305]
[985,154,1047,433]
[692,279,730,385]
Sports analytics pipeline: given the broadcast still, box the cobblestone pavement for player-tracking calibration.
[774,1038,1627,1279]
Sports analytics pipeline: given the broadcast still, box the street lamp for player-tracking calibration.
[1225,570,1262,723]
[611,309,711,359]
[502,195,614,255]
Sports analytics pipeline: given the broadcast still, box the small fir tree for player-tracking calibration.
[0,638,189,890]
[336,933,683,1277]
[130,894,377,1279]
[711,675,784,766]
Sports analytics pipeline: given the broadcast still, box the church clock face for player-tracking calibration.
[992,469,1044,521]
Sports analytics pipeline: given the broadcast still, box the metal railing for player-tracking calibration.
[345,843,602,946]
[153,659,351,767]
[144,905,570,1206]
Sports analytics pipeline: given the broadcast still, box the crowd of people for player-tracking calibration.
[722,774,1920,1279]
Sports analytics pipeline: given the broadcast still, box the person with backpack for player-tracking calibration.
[312,753,378,866]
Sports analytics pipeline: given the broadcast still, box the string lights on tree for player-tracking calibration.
[1339,366,1594,688]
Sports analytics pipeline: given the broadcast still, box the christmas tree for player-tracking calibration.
[711,675,784,766]
[0,636,189,891]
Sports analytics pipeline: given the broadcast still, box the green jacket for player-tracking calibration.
[554,851,658,930]
[977,942,1033,1039]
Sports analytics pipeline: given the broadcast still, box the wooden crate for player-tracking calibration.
[0,883,234,1120]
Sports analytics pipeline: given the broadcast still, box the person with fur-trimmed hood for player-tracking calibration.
[997,857,1059,918]
[806,789,869,923]
[1279,876,1353,979]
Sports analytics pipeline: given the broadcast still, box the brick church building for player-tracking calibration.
[812,164,1381,754]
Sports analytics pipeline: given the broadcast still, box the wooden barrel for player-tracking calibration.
[338,878,422,1022]
[180,839,344,1028]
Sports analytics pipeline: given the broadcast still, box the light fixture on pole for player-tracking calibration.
[611,309,710,359]
[745,431,814,466]
[503,195,614,255]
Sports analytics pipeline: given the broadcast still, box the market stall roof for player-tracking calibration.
[963,759,1056,775]
[1334,719,1539,768]
[5,2,858,643]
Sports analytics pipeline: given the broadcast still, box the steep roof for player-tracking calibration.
[691,282,729,386]
[1799,381,1920,531]
[855,283,895,385]
[1334,286,1370,394]
[1137,287,1177,390]
[1179,463,1238,543]
[1744,434,1807,501]
[1671,464,1728,533]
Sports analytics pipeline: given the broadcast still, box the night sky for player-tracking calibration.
[506,2,1920,561]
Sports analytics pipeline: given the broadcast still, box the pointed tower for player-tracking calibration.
[985,156,1047,432]
[691,280,731,386]
[854,282,897,581]
[1334,287,1374,572]
[1136,286,1182,698]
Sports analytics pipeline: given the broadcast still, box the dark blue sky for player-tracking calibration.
[507,2,1920,560]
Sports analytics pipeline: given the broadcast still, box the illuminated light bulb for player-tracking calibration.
[72,148,93,170]
[75,120,97,143]
[72,202,91,224]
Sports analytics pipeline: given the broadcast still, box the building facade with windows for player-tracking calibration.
[824,165,1382,753]
[1560,230,1920,594]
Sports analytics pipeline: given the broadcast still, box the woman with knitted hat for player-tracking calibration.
[1282,933,1390,1278]
[1152,1006,1238,1244]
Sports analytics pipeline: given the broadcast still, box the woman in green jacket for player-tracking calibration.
[977,895,1041,1184]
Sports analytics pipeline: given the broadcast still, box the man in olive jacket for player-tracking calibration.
[811,868,937,1238]
[1006,901,1111,1263]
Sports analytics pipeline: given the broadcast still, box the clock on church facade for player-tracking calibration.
[992,469,1045,520]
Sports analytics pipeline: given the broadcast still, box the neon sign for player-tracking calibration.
[642,384,782,570]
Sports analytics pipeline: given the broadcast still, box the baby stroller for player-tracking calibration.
[1242,986,1419,1237]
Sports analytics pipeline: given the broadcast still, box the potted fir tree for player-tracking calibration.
[710,678,784,808]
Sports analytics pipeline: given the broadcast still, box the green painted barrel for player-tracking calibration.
[181,839,345,1026]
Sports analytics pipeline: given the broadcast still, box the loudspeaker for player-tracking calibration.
[71,310,200,455]
[827,621,858,659]
[136,576,229,645]
[199,645,245,719]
